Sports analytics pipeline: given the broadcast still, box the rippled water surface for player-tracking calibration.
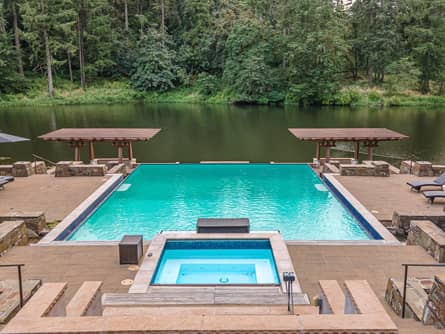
[69,164,371,241]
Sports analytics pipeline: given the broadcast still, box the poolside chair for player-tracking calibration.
[407,172,445,192]
[0,176,14,190]
[423,191,445,203]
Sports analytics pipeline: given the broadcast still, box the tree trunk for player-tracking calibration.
[11,1,24,76]
[124,0,129,32]
[160,0,165,32]
[67,50,73,82]
[43,29,54,97]
[78,1,86,90]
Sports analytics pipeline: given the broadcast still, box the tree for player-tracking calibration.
[285,0,348,104]
[130,29,181,91]
[7,0,24,76]
[403,0,445,94]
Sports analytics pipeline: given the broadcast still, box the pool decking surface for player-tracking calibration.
[1,244,444,333]
[335,174,445,222]
[0,175,108,222]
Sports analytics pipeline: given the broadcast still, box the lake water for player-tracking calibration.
[0,103,444,163]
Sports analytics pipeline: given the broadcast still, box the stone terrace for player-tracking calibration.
[1,244,445,333]
[334,174,445,222]
[0,174,108,222]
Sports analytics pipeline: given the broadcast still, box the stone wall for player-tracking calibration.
[400,160,445,176]
[107,163,127,175]
[0,161,46,177]
[0,212,47,235]
[407,220,445,262]
[423,275,445,329]
[0,220,28,254]
[393,211,445,236]
[339,160,390,177]
[55,161,107,177]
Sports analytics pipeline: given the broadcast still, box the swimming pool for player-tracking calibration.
[67,163,374,241]
[152,239,280,285]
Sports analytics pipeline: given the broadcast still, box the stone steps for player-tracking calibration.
[0,279,41,323]
[0,221,27,254]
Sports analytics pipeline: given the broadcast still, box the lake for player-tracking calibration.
[0,103,444,164]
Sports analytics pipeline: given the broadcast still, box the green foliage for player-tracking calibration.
[196,73,219,96]
[385,58,421,95]
[130,29,181,92]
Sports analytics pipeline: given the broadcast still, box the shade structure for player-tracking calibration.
[0,132,30,143]
[38,128,161,162]
[288,128,408,161]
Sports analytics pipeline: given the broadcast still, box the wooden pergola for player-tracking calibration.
[288,128,408,162]
[39,128,161,162]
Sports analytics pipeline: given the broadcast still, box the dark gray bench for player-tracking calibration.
[196,218,250,233]
[119,235,143,264]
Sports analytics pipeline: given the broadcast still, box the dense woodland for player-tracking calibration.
[0,0,444,104]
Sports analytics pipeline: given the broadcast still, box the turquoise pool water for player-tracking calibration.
[152,240,280,285]
[68,164,371,241]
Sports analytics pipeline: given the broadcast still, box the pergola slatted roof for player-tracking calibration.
[288,128,408,161]
[288,128,408,142]
[38,128,161,162]
[39,128,161,142]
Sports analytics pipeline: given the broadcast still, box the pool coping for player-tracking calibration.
[38,163,399,245]
[129,232,300,294]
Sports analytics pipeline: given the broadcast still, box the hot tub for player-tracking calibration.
[151,239,280,285]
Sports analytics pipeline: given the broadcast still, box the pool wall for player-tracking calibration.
[39,163,399,245]
[129,232,298,293]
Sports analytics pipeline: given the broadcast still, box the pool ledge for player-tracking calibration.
[323,173,399,243]
[129,232,300,294]
[39,174,124,245]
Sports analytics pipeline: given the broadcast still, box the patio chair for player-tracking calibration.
[422,191,445,204]
[407,172,445,192]
[0,176,14,190]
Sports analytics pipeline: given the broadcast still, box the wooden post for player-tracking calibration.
[88,141,95,161]
[325,146,331,162]
[117,145,123,163]
[368,146,373,161]
[128,142,134,161]
[74,144,81,161]
[315,142,321,161]
[354,142,360,161]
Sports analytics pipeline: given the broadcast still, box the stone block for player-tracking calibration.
[0,212,47,234]
[371,161,390,177]
[68,164,107,177]
[107,163,127,175]
[432,165,445,176]
[322,163,340,174]
[12,161,34,177]
[412,161,434,177]
[393,212,445,236]
[0,220,27,254]
[0,165,13,176]
[31,161,47,174]
[400,160,413,174]
[339,164,375,176]
[407,220,445,262]
[423,275,445,329]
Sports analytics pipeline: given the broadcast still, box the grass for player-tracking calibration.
[0,77,444,107]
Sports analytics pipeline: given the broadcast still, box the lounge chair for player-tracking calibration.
[0,176,14,190]
[423,191,445,203]
[407,172,445,192]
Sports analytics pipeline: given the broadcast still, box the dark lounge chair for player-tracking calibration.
[423,191,445,203]
[407,172,445,192]
[0,176,14,190]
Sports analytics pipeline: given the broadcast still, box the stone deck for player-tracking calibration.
[0,174,108,222]
[1,244,445,332]
[335,174,445,222]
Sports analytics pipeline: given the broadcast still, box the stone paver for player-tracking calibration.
[288,244,445,333]
[335,174,445,222]
[0,174,107,222]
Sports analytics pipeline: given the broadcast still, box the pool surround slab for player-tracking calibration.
[129,232,300,293]
[39,173,123,244]
[39,162,398,245]
[323,173,399,243]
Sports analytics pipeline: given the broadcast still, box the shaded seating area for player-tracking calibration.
[288,128,408,162]
[407,172,445,192]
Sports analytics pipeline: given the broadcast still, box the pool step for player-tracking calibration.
[102,287,310,306]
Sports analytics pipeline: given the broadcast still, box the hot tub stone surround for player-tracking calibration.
[129,232,300,294]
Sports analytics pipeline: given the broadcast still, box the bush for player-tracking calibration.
[196,73,219,96]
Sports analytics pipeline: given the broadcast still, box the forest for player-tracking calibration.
[0,0,444,105]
